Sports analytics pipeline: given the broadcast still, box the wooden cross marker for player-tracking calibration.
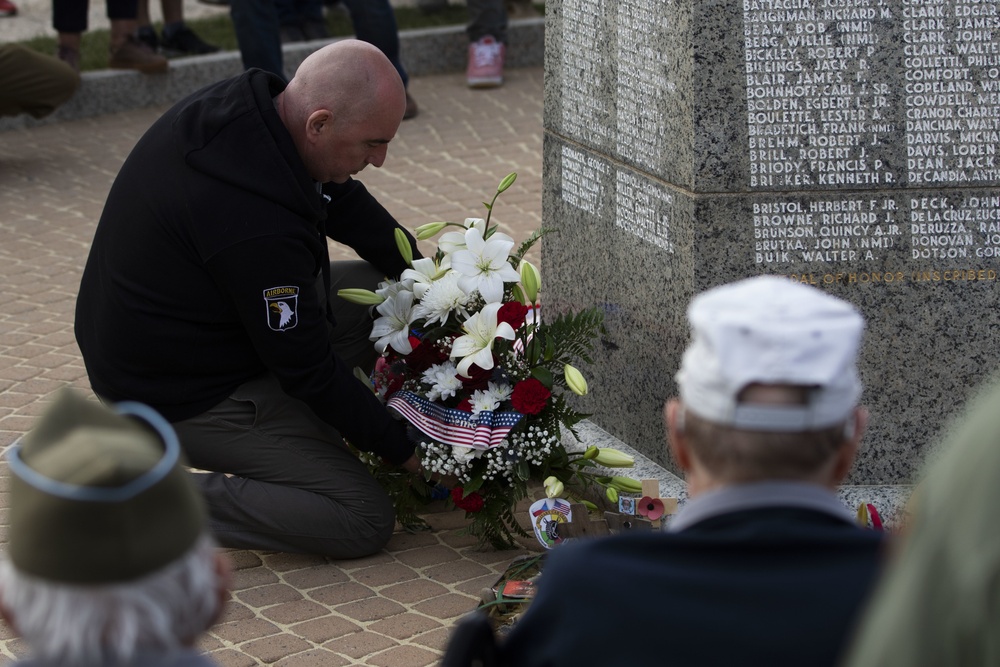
[556,503,610,540]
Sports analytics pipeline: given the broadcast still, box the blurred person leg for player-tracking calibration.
[138,0,219,56]
[0,45,80,118]
[230,0,283,76]
[341,0,417,118]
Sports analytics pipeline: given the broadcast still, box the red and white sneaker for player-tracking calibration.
[0,0,18,17]
[466,35,505,89]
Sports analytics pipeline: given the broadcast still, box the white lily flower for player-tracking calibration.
[439,218,489,270]
[370,290,416,354]
[412,271,470,326]
[401,258,439,300]
[375,277,415,300]
[449,227,522,303]
[451,302,516,377]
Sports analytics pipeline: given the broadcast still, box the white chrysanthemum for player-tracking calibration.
[451,445,483,467]
[421,361,463,401]
[412,272,470,326]
[470,390,500,416]
[485,381,512,403]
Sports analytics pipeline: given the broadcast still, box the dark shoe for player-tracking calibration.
[301,18,329,41]
[109,35,169,73]
[0,0,18,17]
[161,24,220,56]
[403,92,418,120]
[56,45,80,72]
[280,24,306,43]
[136,25,159,52]
[417,0,448,13]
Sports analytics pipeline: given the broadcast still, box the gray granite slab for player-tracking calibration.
[542,0,1000,488]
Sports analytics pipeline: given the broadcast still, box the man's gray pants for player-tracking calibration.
[172,261,395,558]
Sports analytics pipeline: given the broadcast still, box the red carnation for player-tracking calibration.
[451,487,485,513]
[497,301,530,329]
[456,398,473,412]
[511,378,551,415]
[404,337,449,373]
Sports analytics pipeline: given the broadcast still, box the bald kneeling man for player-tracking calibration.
[75,40,423,558]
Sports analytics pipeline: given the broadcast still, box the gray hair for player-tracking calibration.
[0,534,221,665]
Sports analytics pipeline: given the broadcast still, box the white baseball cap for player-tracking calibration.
[676,276,864,431]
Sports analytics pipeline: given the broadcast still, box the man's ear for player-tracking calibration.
[828,406,867,487]
[305,109,332,140]
[665,399,693,472]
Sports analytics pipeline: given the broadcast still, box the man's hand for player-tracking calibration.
[401,452,422,475]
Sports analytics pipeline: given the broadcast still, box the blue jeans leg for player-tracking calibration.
[341,0,409,88]
[230,0,284,77]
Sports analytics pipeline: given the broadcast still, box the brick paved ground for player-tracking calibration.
[0,66,545,665]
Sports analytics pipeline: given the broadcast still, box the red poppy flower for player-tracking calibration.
[497,301,530,329]
[451,487,485,513]
[637,496,665,521]
[511,378,551,415]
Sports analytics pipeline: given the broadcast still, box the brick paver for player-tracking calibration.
[0,66,544,665]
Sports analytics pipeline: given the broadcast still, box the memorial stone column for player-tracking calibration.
[543,0,1000,496]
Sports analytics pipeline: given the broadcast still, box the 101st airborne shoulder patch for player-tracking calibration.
[264,286,299,331]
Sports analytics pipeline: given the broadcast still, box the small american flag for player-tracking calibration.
[387,390,524,450]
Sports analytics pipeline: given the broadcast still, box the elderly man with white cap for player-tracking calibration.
[491,276,886,667]
[0,389,230,666]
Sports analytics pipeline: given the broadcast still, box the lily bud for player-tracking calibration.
[519,260,540,303]
[564,364,589,396]
[394,228,413,267]
[414,221,448,240]
[497,172,518,193]
[594,448,634,468]
[583,445,599,460]
[581,499,598,511]
[337,288,385,306]
[609,476,643,494]
[544,477,565,499]
[606,486,619,504]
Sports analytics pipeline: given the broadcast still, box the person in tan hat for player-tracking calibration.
[482,276,886,667]
[0,389,230,666]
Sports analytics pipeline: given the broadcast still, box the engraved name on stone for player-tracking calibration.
[561,0,611,144]
[615,0,672,171]
[560,145,607,214]
[743,0,1000,187]
[905,0,1000,184]
[615,171,675,252]
[753,199,901,263]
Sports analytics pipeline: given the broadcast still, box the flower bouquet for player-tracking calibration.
[340,173,639,549]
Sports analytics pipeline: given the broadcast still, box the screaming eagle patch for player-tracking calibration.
[263,286,299,331]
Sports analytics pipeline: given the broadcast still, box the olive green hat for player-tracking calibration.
[7,389,206,584]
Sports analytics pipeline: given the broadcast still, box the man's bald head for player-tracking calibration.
[278,40,407,183]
